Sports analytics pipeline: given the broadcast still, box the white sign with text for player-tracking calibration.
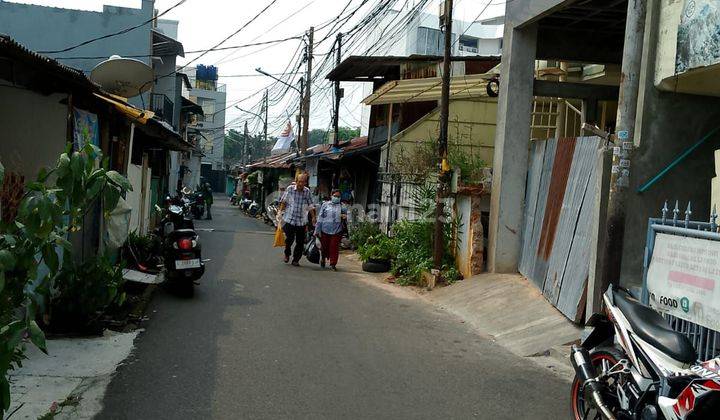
[647,233,720,331]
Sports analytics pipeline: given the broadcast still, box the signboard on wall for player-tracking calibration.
[676,0,720,73]
[647,233,720,331]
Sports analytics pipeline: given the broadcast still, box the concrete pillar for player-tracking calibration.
[487,23,538,273]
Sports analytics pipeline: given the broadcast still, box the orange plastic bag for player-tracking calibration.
[273,224,285,247]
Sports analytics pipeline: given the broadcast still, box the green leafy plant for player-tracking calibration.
[48,255,126,332]
[357,233,397,262]
[349,221,381,249]
[390,219,459,287]
[392,140,487,185]
[0,143,130,416]
[125,231,161,269]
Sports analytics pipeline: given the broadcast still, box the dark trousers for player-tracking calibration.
[206,203,212,220]
[320,233,342,266]
[283,223,306,262]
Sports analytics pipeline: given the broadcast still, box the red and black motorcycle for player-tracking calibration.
[571,286,720,419]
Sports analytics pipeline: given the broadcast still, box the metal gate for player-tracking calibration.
[641,201,720,361]
[376,172,435,234]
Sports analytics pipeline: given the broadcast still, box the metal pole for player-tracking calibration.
[263,89,269,146]
[297,77,304,147]
[333,33,342,148]
[433,0,453,270]
[243,121,249,166]
[601,0,647,288]
[301,27,314,153]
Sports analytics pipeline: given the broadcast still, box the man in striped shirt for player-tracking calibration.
[279,172,313,266]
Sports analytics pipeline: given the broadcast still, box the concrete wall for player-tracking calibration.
[0,87,67,179]
[455,193,485,278]
[505,0,572,27]
[618,0,720,289]
[387,99,498,171]
[0,0,153,72]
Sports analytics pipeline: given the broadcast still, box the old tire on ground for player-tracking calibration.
[362,260,390,273]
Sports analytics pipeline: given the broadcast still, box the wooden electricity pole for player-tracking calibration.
[301,27,314,153]
[432,0,453,271]
[600,0,647,290]
[333,33,343,148]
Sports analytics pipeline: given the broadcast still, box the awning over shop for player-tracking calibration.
[362,73,496,106]
[327,55,500,82]
[93,93,154,124]
[93,92,192,152]
[138,118,193,152]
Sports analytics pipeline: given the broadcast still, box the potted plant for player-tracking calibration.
[358,233,396,273]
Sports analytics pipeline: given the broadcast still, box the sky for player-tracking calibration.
[8,0,505,138]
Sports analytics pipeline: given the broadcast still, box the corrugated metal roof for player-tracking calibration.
[152,30,185,57]
[362,73,497,105]
[246,152,296,169]
[0,34,98,90]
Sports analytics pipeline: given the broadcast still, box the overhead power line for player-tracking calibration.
[52,36,303,60]
[38,0,189,54]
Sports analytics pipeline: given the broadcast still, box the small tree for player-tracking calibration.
[0,143,131,415]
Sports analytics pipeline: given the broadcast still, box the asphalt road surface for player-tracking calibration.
[98,197,571,419]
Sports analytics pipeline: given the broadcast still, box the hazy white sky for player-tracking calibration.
[8,0,505,136]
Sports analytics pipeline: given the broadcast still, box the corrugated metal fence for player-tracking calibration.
[519,136,603,322]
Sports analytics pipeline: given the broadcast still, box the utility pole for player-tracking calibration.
[333,33,343,148]
[600,0,647,291]
[243,121,249,166]
[263,89,269,146]
[301,26,314,153]
[432,0,453,271]
[297,76,304,147]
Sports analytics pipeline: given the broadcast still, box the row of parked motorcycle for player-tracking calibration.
[230,192,280,227]
[127,189,208,296]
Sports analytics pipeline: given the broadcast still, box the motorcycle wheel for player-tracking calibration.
[571,346,626,420]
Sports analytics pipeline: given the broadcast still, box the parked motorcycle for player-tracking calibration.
[155,198,204,294]
[264,199,279,226]
[570,286,720,419]
[182,190,205,219]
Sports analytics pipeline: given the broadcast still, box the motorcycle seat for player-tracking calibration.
[612,289,697,364]
[168,229,197,240]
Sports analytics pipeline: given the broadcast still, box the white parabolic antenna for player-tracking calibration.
[90,55,154,98]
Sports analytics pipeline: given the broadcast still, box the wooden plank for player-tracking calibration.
[557,137,602,321]
[527,138,557,289]
[519,139,547,277]
[542,137,596,306]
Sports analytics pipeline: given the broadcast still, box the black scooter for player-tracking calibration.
[156,197,205,294]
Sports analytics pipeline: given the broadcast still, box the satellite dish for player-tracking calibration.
[90,55,154,98]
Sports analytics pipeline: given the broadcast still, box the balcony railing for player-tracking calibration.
[151,93,174,126]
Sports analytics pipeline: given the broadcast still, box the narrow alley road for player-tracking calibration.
[98,198,570,419]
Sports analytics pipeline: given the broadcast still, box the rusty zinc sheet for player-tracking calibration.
[518,136,602,322]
